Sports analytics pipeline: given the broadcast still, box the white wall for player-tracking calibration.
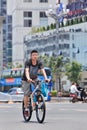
[7,0,16,15]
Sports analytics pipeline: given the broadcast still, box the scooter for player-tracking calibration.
[70,88,87,103]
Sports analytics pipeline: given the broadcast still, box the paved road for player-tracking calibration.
[0,102,87,130]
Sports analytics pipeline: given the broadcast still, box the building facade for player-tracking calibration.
[0,0,68,70]
[0,0,5,75]
[0,18,4,76]
[1,0,87,68]
[0,0,12,69]
[24,28,87,67]
[7,0,59,66]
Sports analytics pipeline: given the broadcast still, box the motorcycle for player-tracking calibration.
[70,88,87,103]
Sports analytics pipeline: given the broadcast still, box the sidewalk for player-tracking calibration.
[51,96,71,102]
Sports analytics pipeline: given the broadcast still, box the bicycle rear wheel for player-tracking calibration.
[36,93,46,123]
[22,98,32,122]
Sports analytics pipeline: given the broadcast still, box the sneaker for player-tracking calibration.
[24,109,29,117]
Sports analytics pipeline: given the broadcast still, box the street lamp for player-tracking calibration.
[23,35,29,63]
[45,1,69,92]
[45,2,69,56]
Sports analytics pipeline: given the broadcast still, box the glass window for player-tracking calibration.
[7,41,12,48]
[7,49,12,55]
[24,19,32,27]
[24,11,32,17]
[21,69,24,76]
[24,0,32,2]
[7,57,12,63]
[2,0,6,5]
[3,19,6,24]
[39,0,48,2]
[72,43,75,48]
[7,16,12,23]
[40,18,48,27]
[2,70,11,78]
[2,8,6,15]
[10,69,24,77]
[11,70,21,77]
[3,29,6,34]
[3,37,6,42]
[7,33,12,40]
[40,12,47,17]
[8,25,12,32]
[72,35,74,40]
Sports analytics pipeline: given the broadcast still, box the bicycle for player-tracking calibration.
[22,80,46,123]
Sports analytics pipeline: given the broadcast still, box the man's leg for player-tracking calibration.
[22,80,31,109]
[24,95,29,109]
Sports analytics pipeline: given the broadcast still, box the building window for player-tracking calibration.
[7,57,12,63]
[40,18,48,27]
[40,12,48,27]
[24,11,32,17]
[39,0,48,3]
[24,19,32,27]
[23,11,32,27]
[40,12,47,18]
[7,25,12,32]
[7,49,12,55]
[7,33,12,40]
[7,16,12,23]
[24,0,32,2]
[7,41,12,48]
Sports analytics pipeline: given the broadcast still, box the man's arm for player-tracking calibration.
[41,68,48,81]
[25,68,33,82]
[25,68,30,80]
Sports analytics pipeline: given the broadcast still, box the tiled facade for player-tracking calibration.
[0,0,12,69]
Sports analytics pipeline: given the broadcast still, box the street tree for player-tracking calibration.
[65,61,82,83]
[40,55,65,91]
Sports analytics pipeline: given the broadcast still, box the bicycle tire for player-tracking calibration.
[22,98,32,122]
[36,93,46,123]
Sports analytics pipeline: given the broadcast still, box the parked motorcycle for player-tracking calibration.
[70,88,87,103]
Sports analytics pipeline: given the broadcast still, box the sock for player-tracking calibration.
[25,108,29,111]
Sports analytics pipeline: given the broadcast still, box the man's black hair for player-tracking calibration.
[31,50,38,54]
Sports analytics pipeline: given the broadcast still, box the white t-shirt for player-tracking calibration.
[70,85,79,93]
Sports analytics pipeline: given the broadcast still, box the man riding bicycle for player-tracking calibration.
[22,50,50,116]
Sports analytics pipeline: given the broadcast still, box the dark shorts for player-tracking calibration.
[22,80,31,96]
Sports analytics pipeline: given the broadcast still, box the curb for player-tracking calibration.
[51,97,70,102]
[0,97,70,103]
[0,100,22,104]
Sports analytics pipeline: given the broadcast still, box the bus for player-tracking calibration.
[0,67,53,101]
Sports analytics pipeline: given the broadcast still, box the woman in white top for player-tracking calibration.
[70,82,79,95]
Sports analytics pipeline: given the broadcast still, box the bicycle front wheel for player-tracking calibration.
[36,93,46,123]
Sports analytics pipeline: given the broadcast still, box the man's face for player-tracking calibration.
[31,52,38,61]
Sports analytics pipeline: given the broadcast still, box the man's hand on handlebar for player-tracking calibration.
[45,78,50,83]
[27,78,35,83]
[27,78,50,83]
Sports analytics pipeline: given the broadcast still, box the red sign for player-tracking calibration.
[6,78,15,83]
